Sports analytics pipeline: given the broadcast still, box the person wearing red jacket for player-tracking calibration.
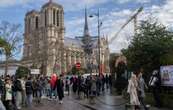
[50,73,58,100]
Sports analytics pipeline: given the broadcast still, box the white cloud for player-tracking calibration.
[65,8,135,53]
[0,0,108,11]
[103,0,173,53]
[0,0,33,7]
[59,0,108,11]
[1,0,172,54]
[115,0,150,4]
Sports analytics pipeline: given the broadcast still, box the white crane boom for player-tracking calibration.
[108,7,143,44]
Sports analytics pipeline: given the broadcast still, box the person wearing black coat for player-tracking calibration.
[56,75,64,104]
[149,70,162,108]
[25,77,33,108]
[13,77,23,110]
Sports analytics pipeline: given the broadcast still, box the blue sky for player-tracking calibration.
[0,0,171,58]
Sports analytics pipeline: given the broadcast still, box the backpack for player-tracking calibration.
[25,81,33,94]
[149,76,158,87]
[13,79,22,92]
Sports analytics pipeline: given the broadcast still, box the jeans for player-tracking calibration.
[15,91,22,110]
[35,90,42,103]
[0,100,6,110]
[26,94,32,108]
[139,97,148,110]
[22,91,26,106]
[50,88,57,99]
[46,89,51,97]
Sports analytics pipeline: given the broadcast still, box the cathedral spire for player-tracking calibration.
[84,7,90,36]
[49,0,52,3]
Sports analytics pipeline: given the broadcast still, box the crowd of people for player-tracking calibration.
[0,73,113,110]
[127,69,161,110]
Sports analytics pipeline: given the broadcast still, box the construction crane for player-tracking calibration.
[108,7,143,44]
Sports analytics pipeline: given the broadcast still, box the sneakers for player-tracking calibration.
[59,100,63,104]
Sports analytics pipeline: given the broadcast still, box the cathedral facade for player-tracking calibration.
[22,0,110,76]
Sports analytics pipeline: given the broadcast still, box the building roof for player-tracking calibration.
[64,37,99,49]
[64,37,83,48]
[26,10,39,16]
[42,0,63,9]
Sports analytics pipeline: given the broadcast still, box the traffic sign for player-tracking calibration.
[76,62,81,69]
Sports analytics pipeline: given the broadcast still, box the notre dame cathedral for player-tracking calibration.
[22,0,110,76]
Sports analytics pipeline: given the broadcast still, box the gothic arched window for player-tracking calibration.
[57,10,59,26]
[28,18,31,32]
[45,10,47,26]
[36,16,39,29]
[53,9,56,25]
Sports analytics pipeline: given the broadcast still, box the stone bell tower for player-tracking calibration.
[23,0,65,75]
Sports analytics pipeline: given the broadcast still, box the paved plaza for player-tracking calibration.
[23,92,171,110]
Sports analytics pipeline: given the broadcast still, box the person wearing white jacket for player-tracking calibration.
[127,73,140,110]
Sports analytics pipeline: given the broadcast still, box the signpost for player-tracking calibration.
[160,65,173,87]
[31,69,40,75]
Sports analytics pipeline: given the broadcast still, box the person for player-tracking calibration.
[0,76,6,110]
[45,77,51,98]
[105,74,109,89]
[56,75,64,104]
[50,74,57,99]
[0,76,5,99]
[0,76,5,102]
[20,77,26,107]
[0,99,6,110]
[25,77,33,108]
[85,76,90,98]
[90,75,97,96]
[108,74,112,92]
[96,75,101,96]
[137,70,148,110]
[35,77,42,104]
[77,75,83,98]
[101,75,105,92]
[13,76,23,110]
[127,73,140,110]
[149,70,161,108]
[65,77,70,96]
[4,77,13,110]
[72,76,78,94]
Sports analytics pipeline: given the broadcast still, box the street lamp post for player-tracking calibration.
[90,9,101,76]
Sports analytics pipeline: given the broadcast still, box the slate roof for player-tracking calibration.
[64,37,98,49]
[64,37,83,48]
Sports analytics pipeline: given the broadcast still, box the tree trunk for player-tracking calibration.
[5,54,9,77]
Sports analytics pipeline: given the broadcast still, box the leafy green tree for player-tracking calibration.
[70,65,86,75]
[0,21,22,76]
[115,61,128,94]
[0,37,9,54]
[122,19,173,74]
[109,53,119,74]
[15,66,30,78]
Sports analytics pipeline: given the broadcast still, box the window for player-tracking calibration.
[57,10,59,26]
[53,9,56,25]
[28,18,31,32]
[45,10,47,26]
[36,16,39,29]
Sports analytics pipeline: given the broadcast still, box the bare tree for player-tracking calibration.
[0,21,23,76]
